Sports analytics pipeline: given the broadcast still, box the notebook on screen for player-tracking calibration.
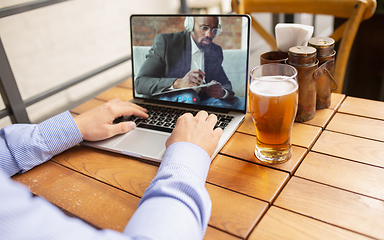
[83,14,251,162]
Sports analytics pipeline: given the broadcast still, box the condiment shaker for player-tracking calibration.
[287,46,318,122]
[308,37,337,109]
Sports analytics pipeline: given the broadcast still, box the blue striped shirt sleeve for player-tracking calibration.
[0,111,83,177]
[0,142,212,240]
[124,142,212,240]
[0,111,212,240]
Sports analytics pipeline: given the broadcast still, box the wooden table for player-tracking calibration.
[13,79,384,239]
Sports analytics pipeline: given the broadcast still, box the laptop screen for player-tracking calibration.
[130,14,250,113]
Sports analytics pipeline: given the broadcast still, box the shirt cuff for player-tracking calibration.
[160,142,211,181]
[38,111,83,156]
[219,88,229,99]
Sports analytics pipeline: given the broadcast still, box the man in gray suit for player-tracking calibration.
[134,16,244,110]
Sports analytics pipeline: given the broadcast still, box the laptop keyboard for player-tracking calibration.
[113,103,234,133]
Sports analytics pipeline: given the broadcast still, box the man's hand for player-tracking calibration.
[173,69,205,89]
[74,99,148,141]
[203,80,226,99]
[166,111,223,157]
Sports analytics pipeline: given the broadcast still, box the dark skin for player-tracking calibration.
[172,17,226,99]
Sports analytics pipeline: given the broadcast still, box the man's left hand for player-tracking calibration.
[203,80,226,99]
[74,99,148,141]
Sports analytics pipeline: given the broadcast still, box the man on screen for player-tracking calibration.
[134,16,245,110]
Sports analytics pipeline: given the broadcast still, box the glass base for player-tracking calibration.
[254,146,292,164]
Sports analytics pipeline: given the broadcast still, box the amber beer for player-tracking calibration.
[249,68,298,163]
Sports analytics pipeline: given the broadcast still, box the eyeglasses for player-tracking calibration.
[195,20,220,36]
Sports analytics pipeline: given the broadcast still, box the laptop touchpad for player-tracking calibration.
[114,129,168,157]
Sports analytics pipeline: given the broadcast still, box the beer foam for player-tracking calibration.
[250,76,298,96]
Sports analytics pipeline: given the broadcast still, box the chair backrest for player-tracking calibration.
[233,0,377,93]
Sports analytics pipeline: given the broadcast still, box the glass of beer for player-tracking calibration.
[249,64,298,163]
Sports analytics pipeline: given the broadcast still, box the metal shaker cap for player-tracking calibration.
[308,37,335,57]
[288,46,317,66]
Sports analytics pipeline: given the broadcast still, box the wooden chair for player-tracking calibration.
[232,0,377,93]
[188,0,223,13]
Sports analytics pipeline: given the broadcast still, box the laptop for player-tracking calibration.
[83,14,251,162]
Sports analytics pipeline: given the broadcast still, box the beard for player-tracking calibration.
[199,37,213,51]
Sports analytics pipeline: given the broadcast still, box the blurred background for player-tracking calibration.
[0,0,382,128]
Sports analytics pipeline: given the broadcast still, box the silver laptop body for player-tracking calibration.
[83,14,251,162]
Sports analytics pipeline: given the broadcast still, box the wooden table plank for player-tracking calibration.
[291,123,322,149]
[53,145,268,238]
[326,113,384,142]
[237,114,322,149]
[118,78,133,89]
[338,96,384,120]
[220,132,307,174]
[249,206,372,240]
[70,98,106,115]
[208,155,290,202]
[12,161,139,232]
[312,130,384,168]
[236,114,255,134]
[95,86,134,102]
[302,108,335,129]
[274,177,384,239]
[204,227,242,240]
[52,145,158,197]
[329,93,346,110]
[295,151,384,200]
[13,158,258,238]
[207,184,268,239]
[70,112,79,118]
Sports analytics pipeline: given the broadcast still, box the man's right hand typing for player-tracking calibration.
[166,110,223,157]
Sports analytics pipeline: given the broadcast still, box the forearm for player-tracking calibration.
[135,75,176,95]
[0,143,212,240]
[0,168,130,240]
[0,111,83,177]
[124,142,212,240]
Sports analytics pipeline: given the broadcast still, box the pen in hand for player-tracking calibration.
[194,60,206,84]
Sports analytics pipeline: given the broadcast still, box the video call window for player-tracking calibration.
[130,15,249,112]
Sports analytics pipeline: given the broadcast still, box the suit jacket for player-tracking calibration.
[134,31,234,100]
